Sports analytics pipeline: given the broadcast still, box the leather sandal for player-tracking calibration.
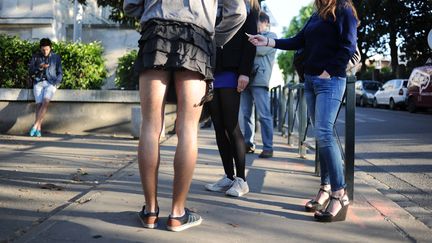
[305,187,331,212]
[314,194,350,222]
[138,206,159,229]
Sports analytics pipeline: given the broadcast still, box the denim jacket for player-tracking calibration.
[29,51,63,86]
[250,31,277,88]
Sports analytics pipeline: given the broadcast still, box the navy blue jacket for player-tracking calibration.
[274,5,357,77]
[29,51,63,86]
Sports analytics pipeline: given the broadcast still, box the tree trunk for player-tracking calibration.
[389,28,399,77]
[388,0,399,78]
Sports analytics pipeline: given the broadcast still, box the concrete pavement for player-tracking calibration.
[0,130,431,243]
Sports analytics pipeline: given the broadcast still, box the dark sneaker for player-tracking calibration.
[166,208,203,232]
[259,150,273,158]
[138,206,159,229]
[245,144,255,154]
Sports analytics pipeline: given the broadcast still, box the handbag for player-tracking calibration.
[293,49,306,82]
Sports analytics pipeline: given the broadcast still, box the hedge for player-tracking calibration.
[114,50,138,90]
[0,34,107,89]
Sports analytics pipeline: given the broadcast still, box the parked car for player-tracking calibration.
[355,80,382,107]
[406,64,432,113]
[373,79,408,109]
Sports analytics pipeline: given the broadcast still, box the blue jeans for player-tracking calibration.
[240,86,273,151]
[304,75,346,192]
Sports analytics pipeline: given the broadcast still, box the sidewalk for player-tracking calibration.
[1,130,431,243]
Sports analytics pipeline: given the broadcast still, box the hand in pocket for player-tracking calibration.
[319,70,331,79]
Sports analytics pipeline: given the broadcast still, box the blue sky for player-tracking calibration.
[264,0,313,37]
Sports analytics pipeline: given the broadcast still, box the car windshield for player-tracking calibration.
[364,82,381,90]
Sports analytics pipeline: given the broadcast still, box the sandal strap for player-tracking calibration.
[329,195,349,207]
[306,199,319,205]
[318,188,331,195]
[169,208,196,224]
[142,206,159,217]
[310,188,330,205]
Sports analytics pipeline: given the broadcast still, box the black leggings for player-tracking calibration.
[210,88,246,180]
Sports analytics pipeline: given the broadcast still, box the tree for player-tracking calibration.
[354,0,377,74]
[400,0,432,70]
[276,4,313,82]
[74,0,137,27]
[356,0,431,78]
[355,0,409,77]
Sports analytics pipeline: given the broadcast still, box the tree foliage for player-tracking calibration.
[276,4,313,82]
[114,50,139,90]
[277,0,432,81]
[355,0,432,77]
[74,0,138,27]
[0,34,107,89]
[399,0,432,70]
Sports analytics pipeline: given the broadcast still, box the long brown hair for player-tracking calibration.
[249,0,261,14]
[314,0,359,23]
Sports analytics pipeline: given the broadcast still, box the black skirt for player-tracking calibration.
[135,19,215,104]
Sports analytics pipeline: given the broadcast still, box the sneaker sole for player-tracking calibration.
[225,190,249,197]
[204,185,230,192]
[166,217,203,232]
[138,214,158,229]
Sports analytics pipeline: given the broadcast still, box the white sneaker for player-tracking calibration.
[205,175,234,192]
[225,177,249,197]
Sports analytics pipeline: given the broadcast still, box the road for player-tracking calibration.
[335,106,432,229]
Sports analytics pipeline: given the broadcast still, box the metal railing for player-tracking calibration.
[274,83,308,157]
[270,75,356,200]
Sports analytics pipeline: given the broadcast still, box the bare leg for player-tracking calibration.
[32,103,42,128]
[138,70,169,212]
[171,70,206,217]
[35,103,42,121]
[34,99,50,130]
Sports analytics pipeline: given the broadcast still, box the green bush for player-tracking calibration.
[0,35,36,88]
[0,34,107,89]
[114,50,138,90]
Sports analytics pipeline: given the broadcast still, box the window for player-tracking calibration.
[363,82,381,91]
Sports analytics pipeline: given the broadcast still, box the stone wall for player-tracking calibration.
[0,89,176,137]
